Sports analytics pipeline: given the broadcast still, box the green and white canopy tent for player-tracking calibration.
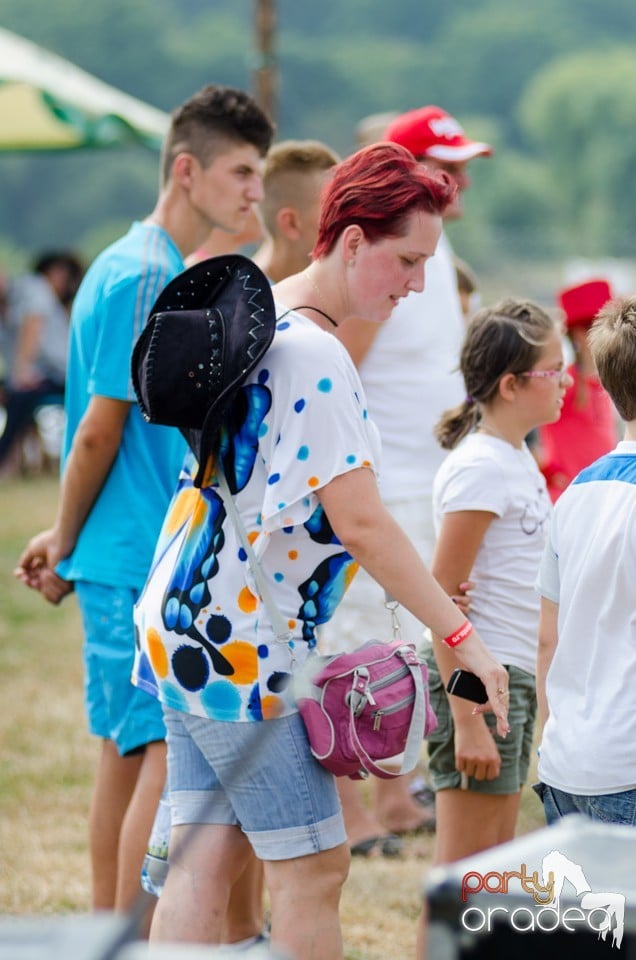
[0,26,169,150]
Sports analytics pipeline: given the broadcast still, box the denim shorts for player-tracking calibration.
[535,782,636,827]
[164,706,346,861]
[76,581,166,756]
[423,651,536,795]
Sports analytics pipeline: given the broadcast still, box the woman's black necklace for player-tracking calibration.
[293,304,338,328]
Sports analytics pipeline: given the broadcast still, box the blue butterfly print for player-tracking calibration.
[303,503,340,545]
[222,383,272,493]
[297,551,353,644]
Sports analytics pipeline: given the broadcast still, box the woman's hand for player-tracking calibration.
[453,634,510,738]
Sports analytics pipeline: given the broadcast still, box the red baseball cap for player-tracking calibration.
[557,279,613,330]
[384,106,493,162]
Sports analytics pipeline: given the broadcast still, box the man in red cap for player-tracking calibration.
[321,106,492,853]
[538,278,620,501]
[383,105,492,220]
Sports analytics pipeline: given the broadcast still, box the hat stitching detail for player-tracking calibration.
[140,319,162,423]
[208,313,223,392]
[236,266,271,361]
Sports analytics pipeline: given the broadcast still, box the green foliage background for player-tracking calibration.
[1,0,636,278]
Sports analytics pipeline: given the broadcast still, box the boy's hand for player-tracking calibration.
[14,529,74,604]
[37,568,74,605]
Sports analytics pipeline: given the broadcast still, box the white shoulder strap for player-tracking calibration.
[215,464,293,649]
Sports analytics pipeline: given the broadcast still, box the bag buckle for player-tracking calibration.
[348,666,373,715]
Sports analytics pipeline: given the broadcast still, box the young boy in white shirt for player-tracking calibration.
[536,294,636,824]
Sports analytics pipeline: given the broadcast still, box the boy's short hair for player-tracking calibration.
[160,85,275,186]
[589,296,636,421]
[259,139,340,235]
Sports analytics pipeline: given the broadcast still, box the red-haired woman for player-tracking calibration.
[136,143,509,960]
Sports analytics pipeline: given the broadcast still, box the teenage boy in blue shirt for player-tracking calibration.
[16,84,273,922]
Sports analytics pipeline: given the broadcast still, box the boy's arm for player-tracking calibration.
[536,596,559,733]
[17,395,130,576]
[52,395,131,562]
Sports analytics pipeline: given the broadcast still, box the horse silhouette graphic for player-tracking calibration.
[542,850,625,949]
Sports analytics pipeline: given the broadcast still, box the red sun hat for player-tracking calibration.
[384,106,493,162]
[557,279,613,330]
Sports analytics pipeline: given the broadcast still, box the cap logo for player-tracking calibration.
[429,116,464,140]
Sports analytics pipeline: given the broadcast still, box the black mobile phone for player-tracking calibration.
[446,668,488,704]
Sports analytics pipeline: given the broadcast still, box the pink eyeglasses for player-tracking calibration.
[519,369,568,384]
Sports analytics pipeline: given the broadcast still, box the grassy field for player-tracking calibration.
[0,472,546,958]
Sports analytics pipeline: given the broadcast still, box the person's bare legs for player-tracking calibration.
[338,773,433,850]
[150,823,256,943]
[115,739,166,914]
[416,906,427,960]
[337,777,388,848]
[222,855,265,944]
[373,775,435,834]
[433,787,521,863]
[416,788,521,958]
[264,843,350,960]
[89,739,144,910]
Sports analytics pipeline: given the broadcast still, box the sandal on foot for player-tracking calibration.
[391,814,436,836]
[350,834,403,857]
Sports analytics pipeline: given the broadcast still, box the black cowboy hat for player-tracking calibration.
[132,254,276,487]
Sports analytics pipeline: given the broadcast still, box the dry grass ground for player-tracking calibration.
[0,473,546,959]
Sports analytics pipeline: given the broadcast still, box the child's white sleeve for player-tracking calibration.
[536,534,560,602]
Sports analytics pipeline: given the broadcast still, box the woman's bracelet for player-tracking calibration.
[443,620,474,648]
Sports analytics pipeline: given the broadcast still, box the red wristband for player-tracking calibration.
[443,620,474,648]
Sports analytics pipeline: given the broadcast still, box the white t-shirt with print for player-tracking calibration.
[133,308,381,722]
[433,432,550,675]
